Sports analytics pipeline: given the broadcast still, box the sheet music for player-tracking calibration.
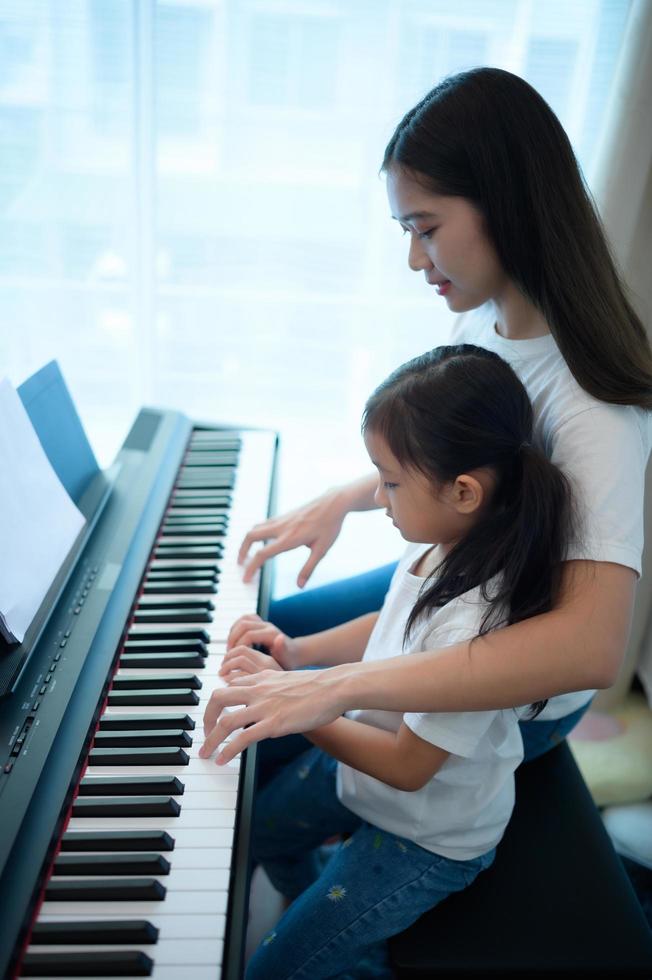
[0,378,86,644]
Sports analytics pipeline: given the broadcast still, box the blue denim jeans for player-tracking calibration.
[268,563,592,767]
[247,747,495,980]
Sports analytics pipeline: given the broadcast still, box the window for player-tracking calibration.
[0,0,633,594]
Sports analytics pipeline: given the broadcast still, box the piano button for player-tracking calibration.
[107,688,200,706]
[145,570,219,581]
[88,747,190,766]
[39,887,228,918]
[30,919,158,944]
[153,546,220,559]
[93,730,192,748]
[133,608,212,624]
[98,714,195,731]
[123,639,207,654]
[137,597,214,609]
[71,796,181,818]
[20,948,154,976]
[53,853,171,876]
[111,672,202,690]
[118,654,206,670]
[79,776,184,796]
[60,830,175,852]
[45,878,166,902]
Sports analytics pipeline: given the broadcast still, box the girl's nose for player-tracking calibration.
[374,482,387,508]
[408,234,432,273]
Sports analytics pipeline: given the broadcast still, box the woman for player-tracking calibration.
[202,66,652,766]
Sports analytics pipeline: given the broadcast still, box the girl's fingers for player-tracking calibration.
[227,614,263,649]
[219,653,261,677]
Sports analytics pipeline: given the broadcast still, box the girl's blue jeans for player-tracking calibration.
[247,746,495,980]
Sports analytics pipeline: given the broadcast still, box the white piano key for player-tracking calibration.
[61,827,234,850]
[82,758,240,776]
[36,912,225,939]
[27,938,224,967]
[49,868,230,892]
[38,888,228,917]
[66,810,235,830]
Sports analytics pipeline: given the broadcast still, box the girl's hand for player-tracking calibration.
[226,614,300,669]
[219,644,284,680]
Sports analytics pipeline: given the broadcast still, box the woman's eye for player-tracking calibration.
[384,481,398,490]
[418,228,436,240]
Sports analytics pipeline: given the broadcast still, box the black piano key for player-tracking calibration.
[72,796,181,818]
[60,830,174,852]
[133,608,212,623]
[143,580,218,594]
[111,671,202,689]
[94,728,193,748]
[79,775,185,795]
[88,746,190,766]
[30,919,158,944]
[126,627,210,641]
[54,853,171,876]
[161,525,226,537]
[137,597,214,609]
[124,639,207,654]
[119,653,206,669]
[108,686,201,705]
[153,545,221,558]
[146,568,219,580]
[21,949,153,976]
[45,878,166,901]
[98,713,195,731]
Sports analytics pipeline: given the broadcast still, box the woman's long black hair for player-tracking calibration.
[363,345,576,715]
[382,67,652,410]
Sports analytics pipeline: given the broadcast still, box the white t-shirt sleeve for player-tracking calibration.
[403,623,502,758]
[551,403,650,574]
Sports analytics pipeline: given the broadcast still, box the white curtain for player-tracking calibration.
[591,0,652,708]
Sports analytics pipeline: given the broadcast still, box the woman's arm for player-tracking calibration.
[306,718,449,791]
[201,560,635,762]
[238,473,378,586]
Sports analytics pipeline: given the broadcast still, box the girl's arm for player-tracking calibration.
[307,718,449,792]
[201,559,635,761]
[238,474,378,586]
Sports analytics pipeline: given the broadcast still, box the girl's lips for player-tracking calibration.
[436,280,451,296]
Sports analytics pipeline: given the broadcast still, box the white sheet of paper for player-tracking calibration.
[0,377,86,643]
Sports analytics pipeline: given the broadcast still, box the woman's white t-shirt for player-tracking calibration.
[337,544,525,861]
[450,309,652,719]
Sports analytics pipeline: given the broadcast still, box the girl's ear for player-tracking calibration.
[451,473,488,514]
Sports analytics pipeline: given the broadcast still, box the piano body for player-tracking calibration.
[0,363,278,979]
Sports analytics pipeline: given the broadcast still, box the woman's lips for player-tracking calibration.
[436,280,451,296]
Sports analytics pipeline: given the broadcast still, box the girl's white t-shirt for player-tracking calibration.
[337,544,525,861]
[450,309,652,719]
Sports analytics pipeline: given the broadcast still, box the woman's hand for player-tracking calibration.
[219,644,284,680]
[226,613,301,669]
[238,475,378,587]
[200,666,349,763]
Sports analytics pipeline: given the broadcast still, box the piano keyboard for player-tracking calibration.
[18,428,277,979]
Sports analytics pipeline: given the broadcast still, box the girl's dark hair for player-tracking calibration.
[382,67,652,410]
[363,344,576,716]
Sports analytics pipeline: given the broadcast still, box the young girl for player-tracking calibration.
[212,344,574,980]
[202,67,652,765]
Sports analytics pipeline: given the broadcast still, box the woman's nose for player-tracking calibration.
[408,234,432,272]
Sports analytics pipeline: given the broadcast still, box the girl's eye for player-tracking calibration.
[418,228,436,240]
[384,481,398,490]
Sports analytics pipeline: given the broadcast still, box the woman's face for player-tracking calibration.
[386,166,509,313]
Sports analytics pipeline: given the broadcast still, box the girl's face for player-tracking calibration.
[386,166,509,313]
[364,428,476,549]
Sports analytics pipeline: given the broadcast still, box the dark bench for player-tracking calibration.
[389,741,652,978]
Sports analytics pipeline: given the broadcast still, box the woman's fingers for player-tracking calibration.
[241,537,295,584]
